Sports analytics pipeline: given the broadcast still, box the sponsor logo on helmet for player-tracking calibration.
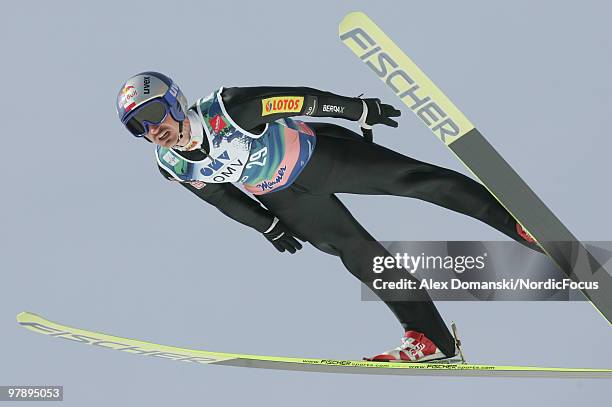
[261,96,304,116]
[143,76,151,94]
[169,82,179,98]
[121,85,138,112]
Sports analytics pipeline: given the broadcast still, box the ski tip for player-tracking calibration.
[344,11,366,19]
[339,11,367,27]
[16,311,39,323]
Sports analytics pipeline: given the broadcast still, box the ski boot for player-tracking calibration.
[364,330,448,362]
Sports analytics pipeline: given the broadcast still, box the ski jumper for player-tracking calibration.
[157,86,540,356]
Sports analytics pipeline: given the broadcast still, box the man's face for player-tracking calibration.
[145,112,181,148]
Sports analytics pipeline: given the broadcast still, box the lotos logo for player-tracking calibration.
[261,96,304,116]
[122,85,138,112]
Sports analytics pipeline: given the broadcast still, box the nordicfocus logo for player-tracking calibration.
[143,76,151,94]
[340,28,461,143]
[322,104,345,114]
[261,96,304,116]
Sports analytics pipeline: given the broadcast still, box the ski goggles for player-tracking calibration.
[122,98,172,138]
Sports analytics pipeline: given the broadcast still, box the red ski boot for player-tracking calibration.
[365,330,448,362]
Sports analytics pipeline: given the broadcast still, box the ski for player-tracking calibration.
[17,312,612,378]
[339,12,612,324]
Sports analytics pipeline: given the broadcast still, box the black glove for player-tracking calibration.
[359,98,401,128]
[263,217,304,254]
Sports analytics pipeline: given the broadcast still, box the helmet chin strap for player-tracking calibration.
[178,119,184,141]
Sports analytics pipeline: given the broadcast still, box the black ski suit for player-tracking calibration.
[158,86,540,356]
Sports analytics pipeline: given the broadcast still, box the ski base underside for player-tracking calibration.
[17,312,612,378]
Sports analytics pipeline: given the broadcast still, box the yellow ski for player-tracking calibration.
[17,312,612,378]
[339,11,612,324]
